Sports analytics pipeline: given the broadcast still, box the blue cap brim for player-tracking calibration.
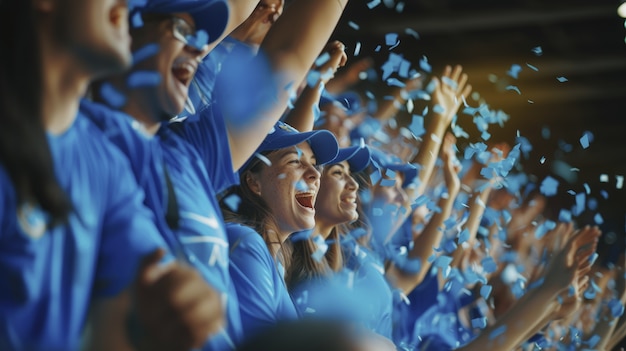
[331,146,371,173]
[259,129,339,165]
[140,0,229,44]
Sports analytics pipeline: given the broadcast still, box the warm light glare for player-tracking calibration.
[618,2,626,18]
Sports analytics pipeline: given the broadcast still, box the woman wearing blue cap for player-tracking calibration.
[1,0,222,350]
[220,121,339,337]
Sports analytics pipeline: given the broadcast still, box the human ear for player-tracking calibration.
[245,172,262,196]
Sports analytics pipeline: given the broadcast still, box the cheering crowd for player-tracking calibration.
[0,0,622,350]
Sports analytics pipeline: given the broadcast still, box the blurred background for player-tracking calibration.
[330,0,626,263]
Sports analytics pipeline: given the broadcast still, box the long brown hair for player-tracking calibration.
[220,152,293,271]
[0,0,72,224]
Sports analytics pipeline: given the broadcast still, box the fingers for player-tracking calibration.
[138,248,175,285]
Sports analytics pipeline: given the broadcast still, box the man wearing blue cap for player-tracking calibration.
[85,1,247,350]
[0,0,223,350]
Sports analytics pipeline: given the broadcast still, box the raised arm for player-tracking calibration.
[221,0,349,170]
[385,132,461,294]
[407,65,471,201]
[458,225,600,351]
[283,40,348,132]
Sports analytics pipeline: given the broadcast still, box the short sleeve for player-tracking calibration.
[170,104,238,193]
[93,149,169,297]
[227,224,285,335]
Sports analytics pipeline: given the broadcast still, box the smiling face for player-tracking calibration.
[247,142,321,238]
[128,12,207,122]
[315,161,359,230]
[53,0,132,76]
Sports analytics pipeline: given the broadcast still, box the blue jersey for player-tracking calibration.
[342,240,394,339]
[0,114,165,351]
[226,223,298,337]
[81,101,243,350]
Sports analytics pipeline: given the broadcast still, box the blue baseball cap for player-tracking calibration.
[138,0,229,44]
[319,90,365,117]
[369,148,419,188]
[331,145,371,173]
[241,122,339,171]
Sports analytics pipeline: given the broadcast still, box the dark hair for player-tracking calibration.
[0,0,72,224]
[220,153,292,270]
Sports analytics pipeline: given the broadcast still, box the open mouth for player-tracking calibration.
[171,60,197,86]
[295,191,315,209]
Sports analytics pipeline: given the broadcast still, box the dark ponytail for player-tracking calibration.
[0,0,72,224]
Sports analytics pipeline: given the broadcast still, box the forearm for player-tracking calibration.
[408,115,449,199]
[451,187,492,267]
[459,286,560,351]
[283,82,323,132]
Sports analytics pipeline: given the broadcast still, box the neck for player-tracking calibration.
[314,221,335,240]
[40,42,90,135]
[106,75,162,135]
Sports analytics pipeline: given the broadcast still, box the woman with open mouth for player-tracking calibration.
[219,121,338,337]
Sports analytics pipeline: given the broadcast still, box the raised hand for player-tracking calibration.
[230,0,283,46]
[430,65,472,124]
[312,40,348,85]
[543,225,601,296]
[441,132,461,195]
[134,249,224,351]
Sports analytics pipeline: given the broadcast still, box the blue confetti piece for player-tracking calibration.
[374,45,382,52]
[507,64,522,79]
[385,33,399,46]
[354,42,361,56]
[98,82,127,108]
[131,11,144,27]
[557,76,568,83]
[559,209,572,222]
[348,21,360,30]
[489,325,507,340]
[480,285,492,300]
[584,183,591,194]
[539,176,559,197]
[441,76,458,90]
[472,317,487,329]
[255,153,272,166]
[531,46,543,56]
[609,298,625,318]
[405,28,419,39]
[540,156,546,164]
[573,192,586,216]
[132,43,160,65]
[589,252,599,265]
[505,85,521,94]
[586,335,600,348]
[127,70,161,88]
[186,30,208,50]
[223,194,241,212]
[366,0,381,9]
[458,229,470,244]
[380,178,396,187]
[315,52,331,67]
[409,115,425,137]
[527,277,545,290]
[481,256,497,274]
[542,126,551,139]
[419,56,431,73]
[481,131,491,141]
[434,255,453,269]
[370,169,382,185]
[594,213,604,224]
[526,63,539,71]
[433,104,445,114]
[580,133,590,149]
[386,78,405,87]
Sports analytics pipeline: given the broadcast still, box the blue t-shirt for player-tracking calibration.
[341,240,394,339]
[0,114,165,351]
[226,223,298,337]
[81,101,243,350]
